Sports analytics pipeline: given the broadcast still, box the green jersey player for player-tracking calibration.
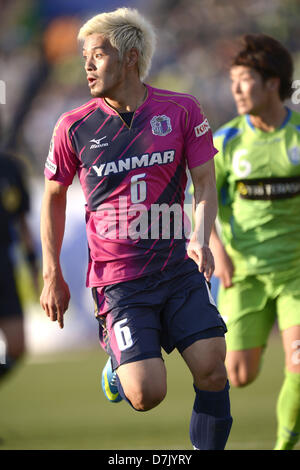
[210,34,300,450]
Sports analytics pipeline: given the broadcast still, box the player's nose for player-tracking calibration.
[232,81,242,95]
[85,58,97,72]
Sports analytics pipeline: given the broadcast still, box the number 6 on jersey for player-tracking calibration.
[130,173,147,203]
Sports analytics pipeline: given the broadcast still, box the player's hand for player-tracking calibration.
[40,274,70,329]
[213,244,234,288]
[187,239,215,282]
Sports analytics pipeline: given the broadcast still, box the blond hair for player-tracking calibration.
[78,7,156,80]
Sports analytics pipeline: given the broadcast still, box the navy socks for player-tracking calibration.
[115,371,233,446]
[190,381,233,450]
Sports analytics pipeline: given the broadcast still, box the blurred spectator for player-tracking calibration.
[0,0,299,175]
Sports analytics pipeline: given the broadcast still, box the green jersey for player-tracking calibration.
[214,108,300,277]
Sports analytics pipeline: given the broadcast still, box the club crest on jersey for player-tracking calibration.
[150,115,172,136]
[287,146,300,165]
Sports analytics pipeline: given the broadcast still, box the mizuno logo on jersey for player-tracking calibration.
[194,118,210,137]
[92,150,175,177]
[90,136,109,149]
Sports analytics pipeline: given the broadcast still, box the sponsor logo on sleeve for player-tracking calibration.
[45,137,57,174]
[45,158,57,174]
[194,118,210,137]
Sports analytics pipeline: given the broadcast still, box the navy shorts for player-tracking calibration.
[92,258,227,370]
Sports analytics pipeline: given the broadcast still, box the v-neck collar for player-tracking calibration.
[97,84,152,129]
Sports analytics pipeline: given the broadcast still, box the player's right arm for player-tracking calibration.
[209,126,235,288]
[210,224,234,288]
[40,179,70,329]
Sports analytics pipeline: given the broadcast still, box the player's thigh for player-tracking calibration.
[93,281,164,371]
[0,316,25,358]
[277,284,300,373]
[161,259,226,355]
[181,336,227,391]
[281,325,300,373]
[117,357,167,409]
[225,347,264,387]
[218,278,275,386]
[218,277,276,351]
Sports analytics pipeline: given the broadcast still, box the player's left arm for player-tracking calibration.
[187,158,218,281]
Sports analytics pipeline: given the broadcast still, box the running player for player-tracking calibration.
[0,151,39,381]
[40,8,232,450]
[210,34,300,450]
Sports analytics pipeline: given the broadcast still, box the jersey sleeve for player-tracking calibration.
[184,99,218,169]
[44,115,79,186]
[213,127,236,232]
[213,130,228,194]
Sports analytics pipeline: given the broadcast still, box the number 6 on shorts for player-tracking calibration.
[114,318,133,351]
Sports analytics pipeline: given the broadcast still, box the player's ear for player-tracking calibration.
[125,48,139,69]
[266,76,280,93]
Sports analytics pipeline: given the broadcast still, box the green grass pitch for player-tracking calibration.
[0,329,299,450]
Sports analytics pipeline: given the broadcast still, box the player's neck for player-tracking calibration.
[104,81,148,113]
[249,102,288,132]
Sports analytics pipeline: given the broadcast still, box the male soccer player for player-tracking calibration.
[0,151,39,381]
[40,8,232,450]
[210,34,300,450]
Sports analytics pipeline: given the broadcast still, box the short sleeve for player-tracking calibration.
[184,99,218,169]
[44,115,79,186]
[213,128,235,227]
[213,131,228,194]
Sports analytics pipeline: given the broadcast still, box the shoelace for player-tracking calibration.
[110,372,118,387]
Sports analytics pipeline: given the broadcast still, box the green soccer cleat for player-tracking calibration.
[101,357,123,403]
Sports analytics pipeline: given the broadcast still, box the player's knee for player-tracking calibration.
[195,361,228,392]
[128,383,167,411]
[227,364,257,388]
[226,348,262,387]
[207,367,228,391]
[11,344,25,360]
[0,334,25,381]
[0,322,25,360]
[6,344,25,365]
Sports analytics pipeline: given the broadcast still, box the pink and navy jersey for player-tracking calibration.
[44,84,217,287]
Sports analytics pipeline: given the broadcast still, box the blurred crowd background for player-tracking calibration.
[0,0,300,353]
[1,0,300,176]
